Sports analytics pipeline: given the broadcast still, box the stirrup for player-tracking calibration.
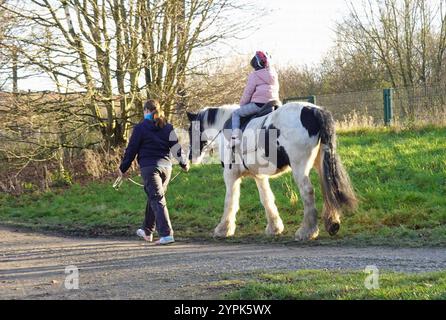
[231,136,241,147]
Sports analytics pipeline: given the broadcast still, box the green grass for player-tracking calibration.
[223,269,446,300]
[0,126,445,245]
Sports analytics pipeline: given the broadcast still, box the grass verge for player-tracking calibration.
[223,269,446,300]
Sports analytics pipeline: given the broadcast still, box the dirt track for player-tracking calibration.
[1,226,445,300]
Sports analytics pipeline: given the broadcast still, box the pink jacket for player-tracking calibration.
[240,68,280,106]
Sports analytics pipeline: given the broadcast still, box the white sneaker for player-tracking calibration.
[155,235,175,245]
[136,229,153,242]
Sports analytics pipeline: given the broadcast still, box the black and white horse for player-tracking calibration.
[186,102,357,241]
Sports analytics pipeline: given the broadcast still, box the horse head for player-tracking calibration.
[186,111,207,164]
[186,106,237,164]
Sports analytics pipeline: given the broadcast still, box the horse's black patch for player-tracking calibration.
[188,111,207,160]
[263,124,281,158]
[187,112,198,122]
[206,108,219,126]
[276,146,290,170]
[259,124,289,169]
[301,107,321,137]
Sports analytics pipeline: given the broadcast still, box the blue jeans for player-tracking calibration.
[140,166,173,237]
[231,102,262,133]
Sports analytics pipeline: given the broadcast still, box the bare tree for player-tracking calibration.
[186,56,250,110]
[0,0,20,91]
[0,0,251,147]
[336,0,446,117]
[0,0,259,193]
[278,65,320,98]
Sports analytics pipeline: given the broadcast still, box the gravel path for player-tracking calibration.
[1,226,445,300]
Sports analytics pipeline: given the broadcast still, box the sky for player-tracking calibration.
[232,0,351,67]
[17,0,352,91]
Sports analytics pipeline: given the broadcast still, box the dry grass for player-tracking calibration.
[335,109,377,131]
[335,108,446,132]
[83,148,124,178]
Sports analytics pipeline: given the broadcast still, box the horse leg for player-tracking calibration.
[292,166,319,241]
[214,170,241,238]
[255,176,284,236]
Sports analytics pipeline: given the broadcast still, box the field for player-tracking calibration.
[0,126,445,247]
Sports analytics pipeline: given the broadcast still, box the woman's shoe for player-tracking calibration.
[155,235,175,245]
[136,229,153,242]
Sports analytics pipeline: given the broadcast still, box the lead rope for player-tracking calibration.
[113,129,222,191]
[113,170,182,191]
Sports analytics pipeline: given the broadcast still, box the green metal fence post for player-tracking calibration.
[383,88,393,125]
[309,95,316,104]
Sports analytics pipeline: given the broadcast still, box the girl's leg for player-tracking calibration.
[231,102,262,135]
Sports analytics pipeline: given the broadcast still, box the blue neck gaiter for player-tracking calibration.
[144,113,153,120]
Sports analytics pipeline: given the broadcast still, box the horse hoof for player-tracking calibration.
[295,226,319,241]
[265,221,284,236]
[213,224,236,238]
[327,223,340,236]
[213,231,232,239]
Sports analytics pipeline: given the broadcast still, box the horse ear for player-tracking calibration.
[187,112,197,121]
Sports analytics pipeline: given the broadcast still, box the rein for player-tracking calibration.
[201,129,223,154]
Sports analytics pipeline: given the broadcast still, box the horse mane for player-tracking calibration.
[198,104,238,130]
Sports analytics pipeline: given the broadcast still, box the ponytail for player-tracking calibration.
[143,99,166,128]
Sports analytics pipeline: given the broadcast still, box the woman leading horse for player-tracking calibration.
[119,99,189,245]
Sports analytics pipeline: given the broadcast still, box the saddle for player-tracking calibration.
[223,100,282,135]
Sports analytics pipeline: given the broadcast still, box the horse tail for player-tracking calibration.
[313,107,357,235]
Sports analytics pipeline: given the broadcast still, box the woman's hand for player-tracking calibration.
[117,169,127,178]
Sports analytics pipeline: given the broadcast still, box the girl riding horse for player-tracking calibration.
[231,51,280,146]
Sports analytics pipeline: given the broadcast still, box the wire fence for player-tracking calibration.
[393,85,446,123]
[316,89,384,124]
[286,85,446,126]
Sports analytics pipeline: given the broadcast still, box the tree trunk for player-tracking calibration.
[12,47,18,93]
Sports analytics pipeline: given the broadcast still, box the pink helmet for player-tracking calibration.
[251,51,269,70]
[255,51,269,67]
